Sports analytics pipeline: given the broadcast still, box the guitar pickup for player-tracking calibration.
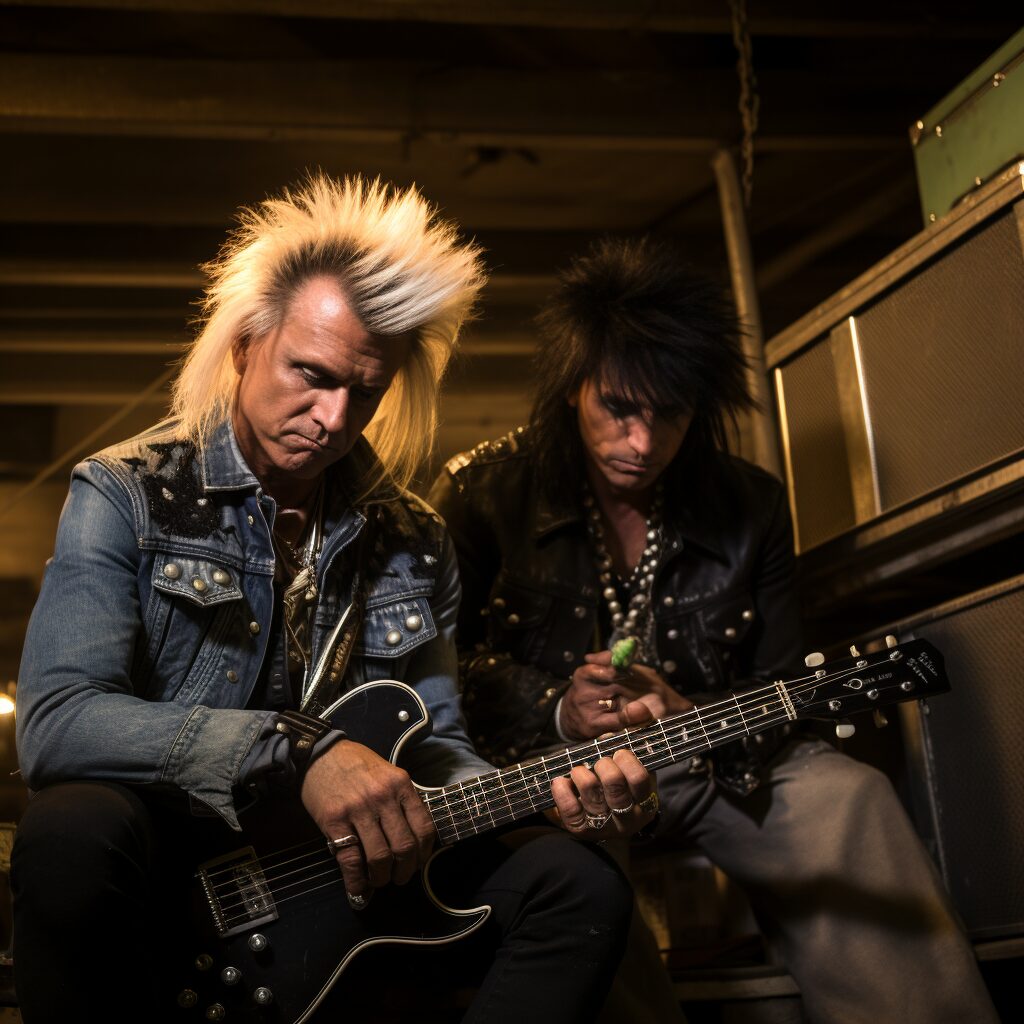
[197,846,278,938]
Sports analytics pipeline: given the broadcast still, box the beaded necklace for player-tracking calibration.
[583,483,663,666]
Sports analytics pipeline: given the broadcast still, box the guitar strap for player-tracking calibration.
[299,506,377,719]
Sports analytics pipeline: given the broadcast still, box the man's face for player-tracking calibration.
[571,377,693,494]
[232,276,410,490]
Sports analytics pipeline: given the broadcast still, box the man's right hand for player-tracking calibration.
[558,650,694,741]
[300,740,436,904]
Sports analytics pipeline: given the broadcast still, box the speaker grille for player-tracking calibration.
[856,209,1024,512]
[903,578,1024,938]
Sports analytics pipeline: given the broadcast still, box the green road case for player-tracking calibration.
[911,26,1024,225]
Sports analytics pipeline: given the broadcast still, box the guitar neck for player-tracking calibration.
[424,679,791,844]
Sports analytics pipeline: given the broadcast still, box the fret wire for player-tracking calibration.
[690,705,710,747]
[434,660,903,843]
[462,776,494,832]
[733,692,749,733]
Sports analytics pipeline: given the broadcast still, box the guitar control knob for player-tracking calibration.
[177,990,198,1009]
[220,966,241,986]
[248,933,268,953]
[195,954,214,972]
[835,721,856,739]
[253,988,274,1006]
[205,1005,225,1021]
[804,652,825,668]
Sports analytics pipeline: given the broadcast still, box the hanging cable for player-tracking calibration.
[728,0,760,208]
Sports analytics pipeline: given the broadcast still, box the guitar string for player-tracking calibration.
[208,656,892,894]
[211,703,824,929]
[208,699,800,924]
[424,660,898,835]
[205,657,918,920]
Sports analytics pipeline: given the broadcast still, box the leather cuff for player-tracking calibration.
[274,710,342,780]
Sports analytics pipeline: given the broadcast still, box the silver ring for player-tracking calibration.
[328,834,360,852]
[585,812,611,830]
[347,892,368,909]
[597,697,616,710]
[609,803,635,817]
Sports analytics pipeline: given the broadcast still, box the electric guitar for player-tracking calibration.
[169,636,948,1022]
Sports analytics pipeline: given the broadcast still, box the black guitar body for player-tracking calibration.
[166,681,489,1023]
[161,637,951,1022]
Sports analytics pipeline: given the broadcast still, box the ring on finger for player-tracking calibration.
[328,834,361,852]
[638,792,660,815]
[586,812,611,830]
[565,812,588,830]
[597,697,617,710]
[609,802,635,817]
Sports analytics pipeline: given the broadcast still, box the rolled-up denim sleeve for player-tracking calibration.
[16,460,273,829]
[397,534,494,787]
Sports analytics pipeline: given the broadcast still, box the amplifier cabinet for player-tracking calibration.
[887,574,1024,940]
[766,164,1024,557]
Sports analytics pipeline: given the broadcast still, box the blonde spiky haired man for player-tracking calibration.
[173,173,485,494]
[13,174,650,1022]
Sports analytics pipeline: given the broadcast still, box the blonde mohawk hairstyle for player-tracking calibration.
[171,173,485,493]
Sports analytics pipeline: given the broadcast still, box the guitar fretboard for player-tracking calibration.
[422,679,795,844]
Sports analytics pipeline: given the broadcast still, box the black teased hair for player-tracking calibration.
[529,235,755,501]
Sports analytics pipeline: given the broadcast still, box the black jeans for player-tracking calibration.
[11,782,632,1024]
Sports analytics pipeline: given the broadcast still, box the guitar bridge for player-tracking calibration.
[197,846,278,938]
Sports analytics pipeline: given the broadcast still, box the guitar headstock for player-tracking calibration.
[788,636,948,725]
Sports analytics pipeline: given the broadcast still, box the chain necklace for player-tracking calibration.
[274,481,325,686]
[583,483,663,665]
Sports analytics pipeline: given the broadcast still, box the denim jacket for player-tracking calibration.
[17,418,490,829]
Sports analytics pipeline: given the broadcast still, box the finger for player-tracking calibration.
[401,791,437,867]
[551,776,589,834]
[575,661,620,684]
[570,765,607,817]
[593,757,634,812]
[620,696,658,727]
[584,650,613,666]
[351,817,394,890]
[330,825,372,900]
[611,749,653,798]
[376,811,421,886]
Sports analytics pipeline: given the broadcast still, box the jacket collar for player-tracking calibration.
[199,419,396,510]
[199,418,261,492]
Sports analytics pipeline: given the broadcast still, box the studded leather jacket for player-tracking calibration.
[428,428,805,795]
[17,418,489,829]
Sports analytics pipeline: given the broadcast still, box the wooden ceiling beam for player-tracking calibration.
[3,1,1011,40]
[0,54,905,152]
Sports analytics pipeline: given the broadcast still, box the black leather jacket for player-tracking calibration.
[428,428,805,795]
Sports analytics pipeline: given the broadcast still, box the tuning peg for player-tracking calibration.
[873,709,889,729]
[885,635,898,649]
[835,720,856,739]
[804,652,825,668]
[849,645,860,657]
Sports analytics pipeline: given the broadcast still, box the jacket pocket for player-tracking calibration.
[356,596,436,658]
[698,590,757,686]
[486,575,555,664]
[141,555,246,701]
[151,554,244,607]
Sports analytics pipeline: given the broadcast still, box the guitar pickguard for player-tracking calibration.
[167,680,490,1024]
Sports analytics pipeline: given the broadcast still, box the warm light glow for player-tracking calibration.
[0,695,14,715]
